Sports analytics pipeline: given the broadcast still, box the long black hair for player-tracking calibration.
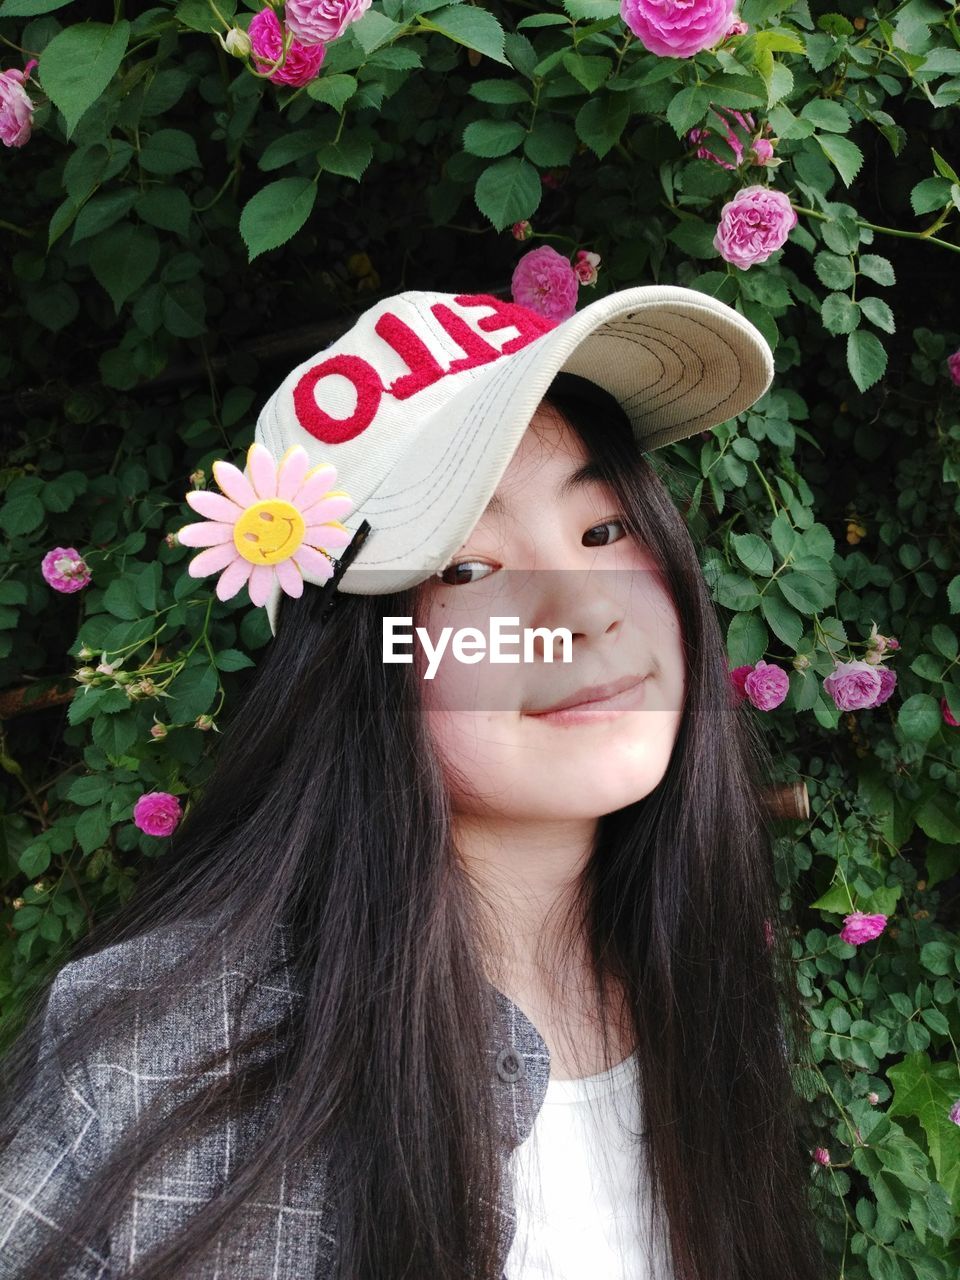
[0,371,828,1280]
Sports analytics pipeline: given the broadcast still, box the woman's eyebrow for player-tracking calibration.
[484,461,605,516]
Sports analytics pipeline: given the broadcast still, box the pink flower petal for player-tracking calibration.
[177,521,236,548]
[305,523,352,549]
[299,494,354,525]
[274,556,304,597]
[293,544,335,581]
[215,557,253,601]
[212,459,258,509]
[294,465,340,511]
[247,563,277,607]
[246,442,279,501]
[277,446,310,501]
[188,543,240,578]
[185,489,244,523]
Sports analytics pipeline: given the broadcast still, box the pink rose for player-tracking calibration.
[728,664,752,704]
[249,8,325,86]
[512,220,533,241]
[41,546,91,593]
[813,1147,830,1166]
[688,107,754,170]
[713,185,797,269]
[284,0,372,46]
[823,659,883,711]
[620,0,736,58]
[573,249,601,286]
[839,911,887,946]
[869,666,897,707]
[942,696,960,728]
[751,137,775,164]
[947,350,960,386]
[133,791,183,838]
[742,659,789,711]
[0,59,38,149]
[725,17,749,36]
[511,245,579,323]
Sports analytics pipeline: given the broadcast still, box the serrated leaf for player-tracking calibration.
[860,296,895,333]
[306,73,358,111]
[38,20,131,138]
[316,136,373,181]
[463,119,526,158]
[846,329,887,392]
[239,178,317,261]
[575,93,630,160]
[350,8,402,54]
[817,133,863,186]
[813,250,855,290]
[473,156,541,231]
[666,85,710,136]
[88,224,160,313]
[821,292,860,334]
[800,98,851,132]
[418,4,509,66]
[469,79,529,104]
[859,254,896,286]
[139,128,201,175]
[910,175,953,215]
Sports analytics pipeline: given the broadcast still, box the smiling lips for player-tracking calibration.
[525,673,649,722]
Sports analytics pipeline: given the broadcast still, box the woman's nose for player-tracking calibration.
[524,568,626,658]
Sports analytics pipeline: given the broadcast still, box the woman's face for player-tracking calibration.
[414,401,687,822]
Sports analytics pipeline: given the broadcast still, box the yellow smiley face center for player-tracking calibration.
[234,499,305,565]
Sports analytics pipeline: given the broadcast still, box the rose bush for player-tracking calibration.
[1,3,960,1275]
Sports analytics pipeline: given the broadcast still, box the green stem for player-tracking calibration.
[792,204,960,255]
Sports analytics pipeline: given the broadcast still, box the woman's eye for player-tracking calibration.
[436,560,496,586]
[583,518,627,548]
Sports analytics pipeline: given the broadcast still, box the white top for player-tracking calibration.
[504,1049,665,1279]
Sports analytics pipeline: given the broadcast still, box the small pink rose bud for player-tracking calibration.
[77,644,96,660]
[726,18,749,37]
[867,1092,880,1105]
[792,654,811,672]
[96,658,118,676]
[165,532,179,549]
[947,350,960,387]
[512,220,533,241]
[942,696,960,728]
[751,137,775,164]
[75,667,97,684]
[150,722,168,739]
[574,250,601,286]
[864,648,884,666]
[949,1099,960,1126]
[137,678,157,697]
[884,636,900,650]
[813,1147,831,1165]
[195,713,216,731]
[189,469,206,487]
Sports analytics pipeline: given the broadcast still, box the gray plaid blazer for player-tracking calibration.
[0,922,551,1279]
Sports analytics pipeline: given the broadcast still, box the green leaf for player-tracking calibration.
[860,296,895,334]
[17,841,52,878]
[473,156,541,231]
[75,805,111,855]
[800,99,851,132]
[135,187,192,235]
[561,0,620,17]
[523,119,576,167]
[561,50,611,92]
[350,8,402,54]
[306,73,358,111]
[463,119,526,158]
[910,175,953,215]
[165,662,219,722]
[418,4,509,66]
[731,532,773,577]
[846,329,887,393]
[214,648,256,672]
[70,190,137,246]
[817,133,864,187]
[0,0,75,13]
[666,85,710,137]
[813,251,855,290]
[239,178,317,261]
[38,21,131,139]
[139,128,201,175]
[897,693,942,742]
[574,93,630,160]
[932,148,959,183]
[667,218,719,259]
[88,224,160,313]
[859,254,896,286]
[469,79,530,105]
[0,492,44,537]
[316,135,374,181]
[916,791,960,842]
[821,293,860,335]
[888,1053,960,1197]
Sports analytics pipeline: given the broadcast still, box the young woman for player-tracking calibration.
[0,287,827,1280]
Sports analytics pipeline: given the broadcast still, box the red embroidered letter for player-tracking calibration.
[454,293,558,354]
[430,303,502,375]
[375,311,447,401]
[293,354,382,445]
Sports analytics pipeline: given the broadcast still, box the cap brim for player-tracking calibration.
[266,285,772,632]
